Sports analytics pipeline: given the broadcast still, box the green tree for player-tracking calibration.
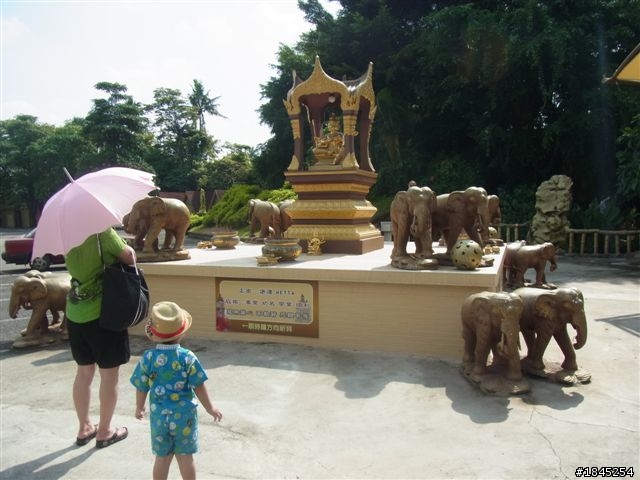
[188,79,225,133]
[0,115,52,221]
[199,143,256,190]
[83,82,151,169]
[146,87,215,191]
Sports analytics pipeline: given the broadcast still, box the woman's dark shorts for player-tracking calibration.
[67,319,130,368]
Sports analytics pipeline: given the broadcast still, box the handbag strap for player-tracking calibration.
[97,232,140,275]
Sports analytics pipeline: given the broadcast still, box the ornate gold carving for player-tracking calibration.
[287,155,300,171]
[286,224,380,241]
[292,183,372,194]
[342,114,358,136]
[289,117,301,139]
[341,153,359,169]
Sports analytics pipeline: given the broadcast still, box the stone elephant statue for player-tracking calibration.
[390,186,437,264]
[278,199,295,233]
[461,291,524,382]
[248,199,281,238]
[514,287,590,382]
[432,186,489,256]
[9,270,71,338]
[504,241,558,288]
[122,212,157,251]
[126,197,190,253]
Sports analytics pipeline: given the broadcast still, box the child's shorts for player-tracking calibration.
[150,408,199,456]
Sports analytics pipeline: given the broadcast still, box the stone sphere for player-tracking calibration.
[451,239,483,270]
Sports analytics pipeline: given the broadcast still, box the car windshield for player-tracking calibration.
[26,228,37,238]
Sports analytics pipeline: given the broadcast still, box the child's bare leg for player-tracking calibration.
[153,454,173,480]
[176,454,195,480]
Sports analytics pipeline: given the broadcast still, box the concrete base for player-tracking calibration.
[132,242,505,360]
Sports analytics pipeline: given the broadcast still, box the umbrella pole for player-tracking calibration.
[63,167,74,182]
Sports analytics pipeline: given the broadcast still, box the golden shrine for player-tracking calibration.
[283,57,384,254]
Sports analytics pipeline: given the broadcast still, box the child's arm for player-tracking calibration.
[135,390,148,420]
[194,384,223,421]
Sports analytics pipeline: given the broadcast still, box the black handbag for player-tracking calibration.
[97,235,150,332]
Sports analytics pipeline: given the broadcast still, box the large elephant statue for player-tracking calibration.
[390,186,437,264]
[126,197,190,254]
[504,241,558,288]
[122,212,157,251]
[461,291,524,382]
[248,199,281,238]
[278,199,295,234]
[9,270,70,339]
[432,186,490,256]
[514,287,589,381]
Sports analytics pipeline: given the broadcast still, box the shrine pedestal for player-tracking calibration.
[131,242,505,360]
[284,169,384,254]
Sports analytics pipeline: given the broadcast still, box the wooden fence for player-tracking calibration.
[566,229,640,256]
[497,223,640,256]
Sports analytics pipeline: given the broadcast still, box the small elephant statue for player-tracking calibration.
[461,291,525,384]
[248,199,281,238]
[432,186,490,256]
[476,194,502,244]
[9,270,71,340]
[126,197,190,253]
[390,186,438,269]
[504,241,558,289]
[514,287,590,384]
[278,199,295,234]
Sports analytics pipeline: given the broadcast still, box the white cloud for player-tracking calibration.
[1,0,339,146]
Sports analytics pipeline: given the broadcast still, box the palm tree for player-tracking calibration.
[188,79,225,133]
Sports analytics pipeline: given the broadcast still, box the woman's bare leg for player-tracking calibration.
[73,364,96,438]
[96,366,120,440]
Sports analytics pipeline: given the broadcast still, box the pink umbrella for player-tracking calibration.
[32,167,157,259]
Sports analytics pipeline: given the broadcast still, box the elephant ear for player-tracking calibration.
[150,197,166,216]
[534,294,554,320]
[447,191,465,213]
[28,278,47,299]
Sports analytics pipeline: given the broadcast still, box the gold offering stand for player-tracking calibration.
[283,57,384,254]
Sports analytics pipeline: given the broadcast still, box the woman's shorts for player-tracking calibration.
[67,319,130,368]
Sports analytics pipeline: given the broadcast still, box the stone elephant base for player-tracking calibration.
[136,249,191,263]
[460,362,531,397]
[522,359,592,385]
[390,255,439,270]
[13,321,68,349]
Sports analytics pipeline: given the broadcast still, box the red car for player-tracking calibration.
[1,228,65,271]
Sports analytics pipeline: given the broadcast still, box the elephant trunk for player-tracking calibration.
[571,312,587,349]
[9,293,24,318]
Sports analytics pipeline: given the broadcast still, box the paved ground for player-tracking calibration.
[0,247,638,479]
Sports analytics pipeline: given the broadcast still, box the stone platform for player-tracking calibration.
[133,242,505,360]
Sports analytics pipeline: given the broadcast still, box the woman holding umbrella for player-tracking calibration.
[67,227,136,448]
[32,167,157,448]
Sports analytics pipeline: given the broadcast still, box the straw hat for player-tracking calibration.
[145,301,192,343]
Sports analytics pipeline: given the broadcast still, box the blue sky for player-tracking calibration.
[1,0,339,147]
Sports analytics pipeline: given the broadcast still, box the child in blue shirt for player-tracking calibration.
[130,301,223,480]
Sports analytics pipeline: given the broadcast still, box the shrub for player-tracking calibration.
[203,184,261,229]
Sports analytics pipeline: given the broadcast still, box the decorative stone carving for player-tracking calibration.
[528,175,573,247]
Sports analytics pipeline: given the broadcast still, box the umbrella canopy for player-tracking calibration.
[32,167,157,259]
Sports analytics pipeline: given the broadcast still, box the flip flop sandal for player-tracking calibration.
[76,424,99,446]
[95,427,128,449]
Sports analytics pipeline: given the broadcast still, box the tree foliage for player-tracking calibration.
[257,0,640,222]
[83,82,151,169]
